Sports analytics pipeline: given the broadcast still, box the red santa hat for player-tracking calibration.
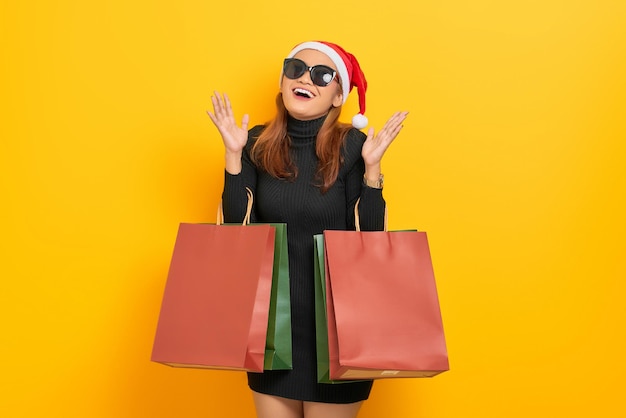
[284,41,369,129]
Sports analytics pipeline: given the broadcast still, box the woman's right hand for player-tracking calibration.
[207,91,249,155]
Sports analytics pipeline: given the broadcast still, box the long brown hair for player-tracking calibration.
[251,93,353,193]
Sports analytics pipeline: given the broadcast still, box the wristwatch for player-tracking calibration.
[363,173,384,189]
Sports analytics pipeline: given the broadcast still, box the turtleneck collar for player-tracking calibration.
[287,114,327,140]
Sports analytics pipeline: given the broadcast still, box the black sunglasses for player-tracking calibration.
[283,58,337,87]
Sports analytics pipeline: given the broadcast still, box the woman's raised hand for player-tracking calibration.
[361,111,408,168]
[207,92,249,154]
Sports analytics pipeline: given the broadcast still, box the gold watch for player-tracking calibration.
[363,173,384,189]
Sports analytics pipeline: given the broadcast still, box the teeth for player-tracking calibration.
[294,88,313,98]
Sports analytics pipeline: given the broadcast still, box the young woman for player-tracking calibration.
[208,41,408,418]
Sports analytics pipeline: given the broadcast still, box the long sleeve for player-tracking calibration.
[221,126,263,223]
[344,129,386,231]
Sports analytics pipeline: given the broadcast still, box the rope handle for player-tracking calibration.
[217,187,254,226]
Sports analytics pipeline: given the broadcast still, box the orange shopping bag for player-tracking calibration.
[151,191,276,372]
[323,205,449,380]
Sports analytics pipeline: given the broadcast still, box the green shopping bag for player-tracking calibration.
[219,189,292,371]
[314,234,361,383]
[264,222,292,370]
[201,222,291,371]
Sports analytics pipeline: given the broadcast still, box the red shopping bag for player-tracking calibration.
[151,221,275,372]
[323,219,449,380]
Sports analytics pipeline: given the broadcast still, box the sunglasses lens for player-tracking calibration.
[310,67,335,86]
[283,59,306,79]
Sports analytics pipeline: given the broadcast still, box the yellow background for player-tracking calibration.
[2,1,625,416]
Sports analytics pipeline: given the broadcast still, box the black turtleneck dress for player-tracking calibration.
[222,115,385,403]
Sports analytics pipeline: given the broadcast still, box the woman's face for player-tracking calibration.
[280,49,344,121]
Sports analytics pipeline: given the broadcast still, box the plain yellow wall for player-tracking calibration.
[2,1,625,417]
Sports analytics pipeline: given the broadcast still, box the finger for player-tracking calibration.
[395,111,409,125]
[241,114,250,132]
[223,93,234,118]
[379,112,407,137]
[212,91,222,107]
[375,123,404,148]
[387,111,407,125]
[378,113,399,134]
[365,127,375,142]
[385,111,407,130]
[206,110,217,124]
[214,92,230,116]
[383,119,404,138]
[387,124,404,142]
[381,123,404,146]
[211,94,224,118]
[393,111,409,128]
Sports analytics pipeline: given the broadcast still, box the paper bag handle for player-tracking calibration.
[354,197,388,232]
[217,187,254,226]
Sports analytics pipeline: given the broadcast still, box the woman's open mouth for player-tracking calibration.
[293,88,314,99]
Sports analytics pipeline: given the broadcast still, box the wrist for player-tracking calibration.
[225,151,243,175]
[364,163,381,181]
[363,173,384,189]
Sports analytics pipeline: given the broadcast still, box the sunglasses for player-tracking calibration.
[283,58,337,87]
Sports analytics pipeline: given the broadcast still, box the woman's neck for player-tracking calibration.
[287,114,327,139]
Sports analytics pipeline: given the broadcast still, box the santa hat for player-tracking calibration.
[283,41,369,129]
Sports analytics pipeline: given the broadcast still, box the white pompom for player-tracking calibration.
[352,113,368,129]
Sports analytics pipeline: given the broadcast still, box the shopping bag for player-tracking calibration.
[322,204,449,380]
[152,189,283,372]
[263,222,292,370]
[216,190,292,370]
[151,222,275,372]
[314,234,363,384]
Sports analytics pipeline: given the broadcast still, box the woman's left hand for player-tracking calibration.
[361,111,408,168]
